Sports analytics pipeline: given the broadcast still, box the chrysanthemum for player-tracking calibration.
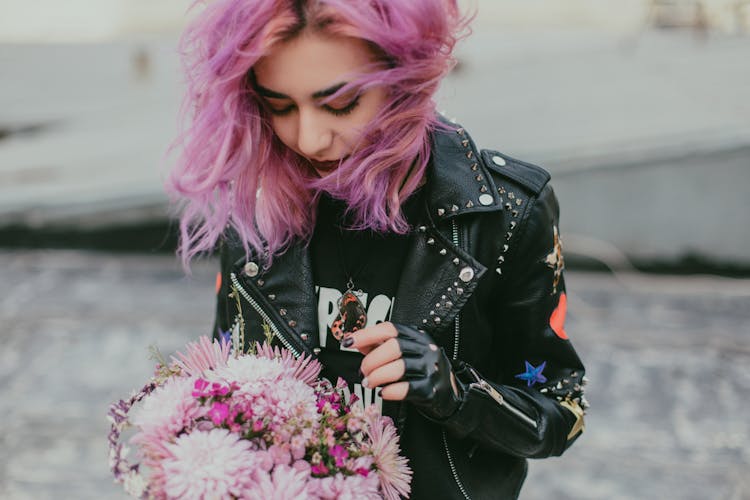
[307,472,381,499]
[129,377,203,444]
[255,342,322,386]
[161,428,258,499]
[363,411,412,500]
[171,335,230,377]
[243,464,311,500]
[213,355,286,387]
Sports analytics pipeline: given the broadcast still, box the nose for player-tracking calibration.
[296,108,333,159]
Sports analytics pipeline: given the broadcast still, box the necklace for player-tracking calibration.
[330,227,370,341]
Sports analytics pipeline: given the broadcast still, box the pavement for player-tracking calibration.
[0,249,748,499]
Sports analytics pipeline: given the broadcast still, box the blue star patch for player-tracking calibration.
[515,361,547,387]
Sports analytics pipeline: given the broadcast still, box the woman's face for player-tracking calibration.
[253,31,388,176]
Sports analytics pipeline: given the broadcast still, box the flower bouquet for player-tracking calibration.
[107,333,411,499]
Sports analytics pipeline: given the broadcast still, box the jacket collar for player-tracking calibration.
[231,121,498,356]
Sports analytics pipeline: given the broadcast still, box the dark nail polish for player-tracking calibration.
[342,337,354,348]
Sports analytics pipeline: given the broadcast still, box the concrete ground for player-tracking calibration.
[0,250,748,499]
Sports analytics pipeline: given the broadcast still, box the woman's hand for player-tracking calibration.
[346,322,461,420]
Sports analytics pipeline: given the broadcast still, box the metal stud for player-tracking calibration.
[466,151,473,159]
[243,261,259,277]
[439,249,447,256]
[445,301,453,308]
[502,244,509,252]
[461,139,469,148]
[456,128,465,135]
[512,210,519,217]
[516,198,523,206]
[447,287,452,292]
[495,268,502,275]
[279,308,288,316]
[437,208,445,217]
[505,202,512,210]
[506,230,514,239]
[268,294,276,301]
[452,257,460,265]
[479,194,494,206]
[427,237,435,245]
[441,295,447,300]
[453,281,459,287]
[510,221,517,229]
[497,255,505,263]
[288,320,297,328]
[423,319,429,324]
[418,225,427,232]
[429,310,435,316]
[498,187,506,195]
[475,175,483,182]
[456,287,464,295]
[491,155,506,167]
[459,266,474,282]
[480,185,488,193]
[471,163,478,171]
[300,333,309,341]
[313,347,321,355]
[434,317,442,324]
[257,279,264,287]
[465,200,474,208]
[451,204,459,212]
[508,192,515,200]
[435,303,441,308]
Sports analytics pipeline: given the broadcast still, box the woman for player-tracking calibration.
[168,0,587,498]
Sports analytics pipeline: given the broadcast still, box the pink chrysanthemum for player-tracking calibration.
[307,472,381,499]
[161,428,258,499]
[255,342,322,386]
[171,335,230,377]
[244,464,312,500]
[364,410,412,500]
[130,377,203,445]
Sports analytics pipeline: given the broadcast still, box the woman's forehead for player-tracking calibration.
[253,32,377,98]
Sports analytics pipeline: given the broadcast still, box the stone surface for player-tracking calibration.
[0,250,748,499]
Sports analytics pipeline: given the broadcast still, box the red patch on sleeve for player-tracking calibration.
[215,272,222,295]
[550,292,568,339]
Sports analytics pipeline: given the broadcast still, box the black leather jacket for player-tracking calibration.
[212,120,587,499]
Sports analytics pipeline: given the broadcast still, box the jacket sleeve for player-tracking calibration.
[434,183,587,458]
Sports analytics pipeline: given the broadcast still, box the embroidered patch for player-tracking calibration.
[515,361,547,387]
[550,292,569,339]
[544,226,565,295]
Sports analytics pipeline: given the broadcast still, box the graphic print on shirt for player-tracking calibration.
[315,285,396,413]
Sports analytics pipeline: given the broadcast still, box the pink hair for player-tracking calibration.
[166,0,472,270]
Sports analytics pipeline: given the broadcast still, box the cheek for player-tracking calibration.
[269,117,297,151]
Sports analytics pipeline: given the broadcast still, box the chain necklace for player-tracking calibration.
[331,225,371,341]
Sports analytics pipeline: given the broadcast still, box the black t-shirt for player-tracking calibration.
[309,187,426,420]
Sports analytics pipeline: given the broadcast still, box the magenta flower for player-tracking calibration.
[329,444,348,467]
[208,401,229,426]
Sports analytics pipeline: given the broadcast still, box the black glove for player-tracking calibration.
[393,323,462,421]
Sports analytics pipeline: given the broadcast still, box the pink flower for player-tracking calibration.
[171,336,230,377]
[244,464,311,500]
[311,462,329,476]
[268,444,292,466]
[364,410,412,500]
[208,401,229,426]
[161,428,258,499]
[130,377,203,446]
[329,444,348,467]
[307,473,380,499]
[191,378,210,398]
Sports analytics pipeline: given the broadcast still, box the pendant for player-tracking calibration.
[331,280,368,341]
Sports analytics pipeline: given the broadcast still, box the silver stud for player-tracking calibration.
[508,192,515,200]
[243,261,259,277]
[439,248,447,255]
[436,302,441,308]
[447,287,452,292]
[516,198,523,206]
[437,208,445,216]
[492,155,506,166]
[510,221,517,229]
[505,202,512,210]
[418,225,427,232]
[459,266,474,282]
[257,279,264,287]
[300,333,309,341]
[461,139,469,148]
[495,268,502,275]
[279,308,287,316]
[445,301,453,308]
[429,310,435,316]
[480,185,488,193]
[452,257,460,265]
[441,295,447,300]
[453,281,459,287]
[466,151,473,159]
[479,194,494,206]
[498,187,506,195]
[456,128,465,135]
[497,255,505,263]
[288,320,297,328]
[313,347,321,355]
[465,200,474,208]
[451,204,459,212]
[456,287,464,295]
[268,294,276,300]
[512,210,519,217]
[434,317,441,324]
[540,388,548,393]
[471,163,478,171]
[502,244,509,252]
[427,237,435,245]
[475,175,483,182]
[423,318,429,324]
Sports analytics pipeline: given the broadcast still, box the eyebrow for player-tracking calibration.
[254,81,348,100]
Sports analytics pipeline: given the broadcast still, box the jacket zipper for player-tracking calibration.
[443,219,472,500]
[229,272,302,358]
[466,367,538,429]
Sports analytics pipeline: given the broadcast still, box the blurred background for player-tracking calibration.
[1,0,748,499]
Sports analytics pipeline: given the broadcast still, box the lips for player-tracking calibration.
[309,156,349,172]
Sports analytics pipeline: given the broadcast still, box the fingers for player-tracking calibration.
[362,358,405,390]
[349,322,398,353]
[379,381,408,401]
[360,337,401,376]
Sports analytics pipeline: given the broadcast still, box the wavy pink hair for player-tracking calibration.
[166,0,472,269]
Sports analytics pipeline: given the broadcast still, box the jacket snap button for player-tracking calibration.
[492,155,506,166]
[243,261,259,277]
[459,266,474,282]
[479,194,493,206]
[300,333,309,341]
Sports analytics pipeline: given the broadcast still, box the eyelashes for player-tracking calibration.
[265,96,361,117]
